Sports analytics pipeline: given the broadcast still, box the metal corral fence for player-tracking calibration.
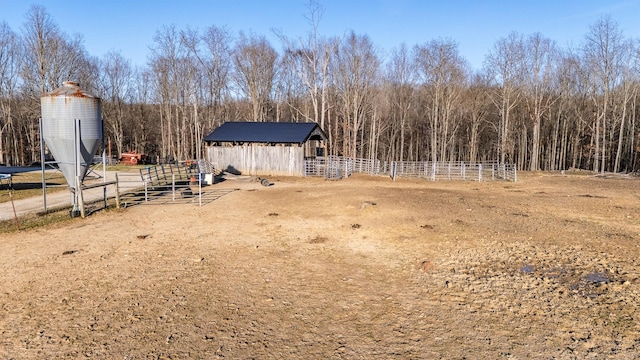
[387,161,517,181]
[139,162,199,187]
[304,157,517,182]
[304,156,355,179]
[116,163,212,206]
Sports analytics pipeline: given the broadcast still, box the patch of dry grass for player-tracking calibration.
[0,171,67,203]
[0,208,74,233]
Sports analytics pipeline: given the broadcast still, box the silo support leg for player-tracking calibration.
[78,176,86,218]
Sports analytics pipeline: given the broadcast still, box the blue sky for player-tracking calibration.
[1,0,639,71]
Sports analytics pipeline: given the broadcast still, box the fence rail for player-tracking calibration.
[304,156,355,179]
[304,157,517,182]
[117,164,205,207]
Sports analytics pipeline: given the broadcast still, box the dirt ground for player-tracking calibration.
[1,172,640,359]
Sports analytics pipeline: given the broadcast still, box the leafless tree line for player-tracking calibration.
[2,4,640,173]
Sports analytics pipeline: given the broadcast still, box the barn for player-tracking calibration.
[203,122,328,176]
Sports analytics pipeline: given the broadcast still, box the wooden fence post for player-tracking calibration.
[115,173,120,209]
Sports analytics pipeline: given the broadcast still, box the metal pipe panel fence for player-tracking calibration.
[304,156,355,179]
[117,164,208,207]
[139,163,198,187]
[304,157,516,182]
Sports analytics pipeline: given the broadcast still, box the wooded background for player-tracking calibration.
[2,4,640,172]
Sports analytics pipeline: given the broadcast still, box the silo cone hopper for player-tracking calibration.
[40,81,103,216]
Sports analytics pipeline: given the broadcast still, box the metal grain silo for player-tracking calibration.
[40,81,103,192]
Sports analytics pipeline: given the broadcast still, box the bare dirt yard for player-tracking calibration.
[2,172,640,359]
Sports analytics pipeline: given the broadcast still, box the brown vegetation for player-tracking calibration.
[1,173,640,358]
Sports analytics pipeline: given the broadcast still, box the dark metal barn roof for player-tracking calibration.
[204,122,327,144]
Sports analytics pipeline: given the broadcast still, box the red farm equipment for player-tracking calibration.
[119,151,147,165]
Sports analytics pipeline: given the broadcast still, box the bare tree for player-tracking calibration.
[18,5,93,163]
[385,43,417,162]
[277,0,339,132]
[415,38,468,163]
[582,16,626,173]
[21,5,92,98]
[0,21,19,165]
[611,40,637,172]
[558,50,595,170]
[485,32,525,165]
[547,52,578,170]
[98,50,133,158]
[20,5,59,98]
[522,33,558,170]
[233,32,278,121]
[274,50,311,122]
[181,25,232,128]
[8,3,640,173]
[130,67,157,159]
[149,24,185,161]
[461,72,493,163]
[332,31,380,158]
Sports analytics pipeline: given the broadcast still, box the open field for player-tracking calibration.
[1,172,640,359]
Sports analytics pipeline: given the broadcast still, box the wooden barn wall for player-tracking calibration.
[206,145,305,176]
